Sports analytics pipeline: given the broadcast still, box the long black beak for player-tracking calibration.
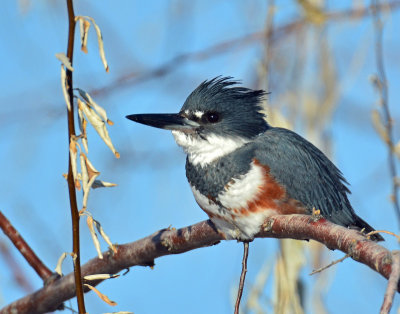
[126,113,199,131]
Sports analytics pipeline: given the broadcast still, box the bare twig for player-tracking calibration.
[65,0,86,312]
[371,0,400,227]
[0,215,397,314]
[309,254,350,275]
[0,211,52,281]
[234,241,250,314]
[367,230,400,242]
[380,251,400,313]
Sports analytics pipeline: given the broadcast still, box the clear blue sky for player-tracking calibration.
[1,1,400,313]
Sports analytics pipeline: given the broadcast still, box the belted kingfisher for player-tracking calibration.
[127,77,383,242]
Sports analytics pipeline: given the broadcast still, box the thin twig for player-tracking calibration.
[0,211,52,281]
[380,251,400,313]
[367,230,400,241]
[65,0,86,312]
[235,241,250,314]
[309,254,350,275]
[372,0,400,227]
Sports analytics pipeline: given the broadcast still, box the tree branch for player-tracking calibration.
[381,251,400,313]
[0,211,52,281]
[0,215,397,314]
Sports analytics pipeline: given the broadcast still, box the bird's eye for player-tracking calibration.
[205,112,220,123]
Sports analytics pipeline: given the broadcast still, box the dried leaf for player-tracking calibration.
[78,108,89,154]
[78,98,120,158]
[83,171,100,209]
[85,284,117,306]
[77,106,84,134]
[69,138,81,190]
[92,180,117,189]
[94,219,117,253]
[82,153,99,178]
[80,153,89,193]
[82,135,89,155]
[77,88,113,125]
[80,154,100,209]
[80,16,109,72]
[84,273,120,281]
[87,216,103,259]
[54,252,68,276]
[60,66,71,111]
[90,17,109,72]
[55,52,74,71]
[76,16,91,53]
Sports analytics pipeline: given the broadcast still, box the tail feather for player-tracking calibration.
[351,216,384,242]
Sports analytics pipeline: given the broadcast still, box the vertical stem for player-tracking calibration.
[65,0,86,312]
[234,241,250,314]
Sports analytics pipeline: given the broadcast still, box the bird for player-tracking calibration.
[126,77,383,242]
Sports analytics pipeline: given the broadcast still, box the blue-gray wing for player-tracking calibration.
[253,127,359,227]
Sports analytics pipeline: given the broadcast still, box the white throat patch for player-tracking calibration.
[171,130,248,167]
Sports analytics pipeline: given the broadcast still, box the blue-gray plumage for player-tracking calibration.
[127,76,383,241]
[254,128,357,227]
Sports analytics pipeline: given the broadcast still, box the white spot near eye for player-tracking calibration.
[194,111,204,118]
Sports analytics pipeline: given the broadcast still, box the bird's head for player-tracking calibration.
[127,77,269,166]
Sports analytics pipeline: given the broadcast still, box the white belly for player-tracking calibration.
[190,162,276,240]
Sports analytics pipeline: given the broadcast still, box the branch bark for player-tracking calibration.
[0,215,397,314]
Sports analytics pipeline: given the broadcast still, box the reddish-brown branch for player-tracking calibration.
[65,0,86,312]
[0,211,52,281]
[0,215,397,314]
[381,251,400,313]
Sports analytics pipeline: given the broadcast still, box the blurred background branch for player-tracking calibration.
[371,0,400,227]
[0,211,51,282]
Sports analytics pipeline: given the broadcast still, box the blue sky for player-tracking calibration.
[1,1,400,313]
